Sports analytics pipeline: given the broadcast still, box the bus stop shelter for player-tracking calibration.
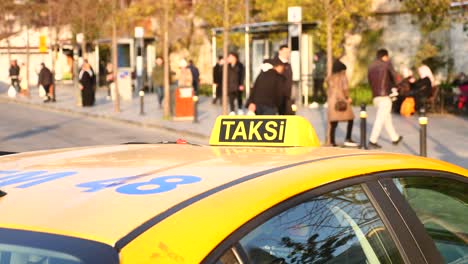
[212,21,317,106]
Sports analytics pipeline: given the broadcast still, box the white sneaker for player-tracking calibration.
[237,109,244,115]
[323,102,328,108]
[344,139,359,147]
[229,111,236,116]
[309,102,319,109]
[247,110,256,116]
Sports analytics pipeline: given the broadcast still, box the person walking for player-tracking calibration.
[152,57,164,108]
[368,49,403,148]
[311,51,327,108]
[79,62,95,107]
[327,60,358,147]
[188,60,200,95]
[178,59,193,88]
[105,62,114,101]
[227,52,245,115]
[212,56,224,105]
[274,45,294,115]
[19,61,29,97]
[9,60,20,93]
[38,63,54,103]
[246,59,284,115]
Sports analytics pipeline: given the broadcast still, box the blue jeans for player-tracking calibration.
[156,85,164,106]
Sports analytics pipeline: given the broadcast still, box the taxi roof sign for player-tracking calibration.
[209,115,320,147]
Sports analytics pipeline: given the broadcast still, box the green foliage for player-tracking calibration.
[404,0,452,74]
[403,0,451,35]
[351,29,383,87]
[194,0,246,28]
[198,83,213,96]
[350,83,373,106]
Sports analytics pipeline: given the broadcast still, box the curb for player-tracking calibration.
[0,96,210,140]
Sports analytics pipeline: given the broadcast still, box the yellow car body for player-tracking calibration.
[0,116,466,264]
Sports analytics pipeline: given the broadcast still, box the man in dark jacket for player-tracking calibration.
[227,52,245,115]
[38,63,54,103]
[212,56,224,105]
[9,60,20,92]
[247,59,284,115]
[368,49,403,148]
[188,60,200,95]
[274,45,294,115]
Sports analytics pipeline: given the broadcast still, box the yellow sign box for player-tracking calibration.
[210,115,320,147]
[39,35,47,53]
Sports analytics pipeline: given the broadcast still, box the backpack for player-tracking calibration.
[400,97,415,117]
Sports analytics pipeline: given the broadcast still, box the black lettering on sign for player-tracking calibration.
[219,119,287,143]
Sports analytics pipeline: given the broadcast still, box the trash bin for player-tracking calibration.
[174,87,194,120]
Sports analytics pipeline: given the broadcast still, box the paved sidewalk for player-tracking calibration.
[0,82,467,167]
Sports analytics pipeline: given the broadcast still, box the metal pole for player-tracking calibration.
[419,108,428,157]
[360,103,368,149]
[163,0,171,119]
[193,95,199,123]
[244,0,250,100]
[222,0,229,115]
[73,44,80,106]
[48,0,56,101]
[211,31,217,100]
[111,0,120,112]
[139,90,145,115]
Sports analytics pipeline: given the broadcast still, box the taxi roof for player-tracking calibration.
[0,144,465,247]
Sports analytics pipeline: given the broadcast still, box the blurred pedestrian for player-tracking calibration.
[368,49,403,148]
[274,45,294,115]
[311,51,327,108]
[105,62,114,101]
[227,52,245,115]
[212,56,224,105]
[79,62,95,107]
[246,59,284,115]
[19,61,29,97]
[178,59,193,88]
[152,57,164,108]
[38,63,54,103]
[9,60,20,93]
[327,60,357,147]
[188,60,200,95]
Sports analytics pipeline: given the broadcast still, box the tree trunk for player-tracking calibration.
[325,7,333,145]
[222,0,229,115]
[163,0,171,119]
[326,14,333,78]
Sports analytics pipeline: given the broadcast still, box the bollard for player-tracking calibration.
[193,95,199,123]
[359,103,368,149]
[139,90,145,115]
[419,108,428,157]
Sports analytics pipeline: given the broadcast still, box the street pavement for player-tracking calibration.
[0,102,205,153]
[0,82,467,168]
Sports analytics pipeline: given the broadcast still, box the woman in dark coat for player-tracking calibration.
[79,62,95,107]
[327,60,357,147]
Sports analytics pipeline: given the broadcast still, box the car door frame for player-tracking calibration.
[373,169,468,264]
[203,169,466,264]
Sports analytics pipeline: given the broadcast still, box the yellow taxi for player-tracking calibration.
[0,116,466,264]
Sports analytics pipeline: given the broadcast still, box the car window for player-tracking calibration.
[217,184,404,264]
[393,177,468,264]
[0,228,119,264]
[0,244,81,264]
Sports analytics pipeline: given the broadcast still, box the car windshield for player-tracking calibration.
[0,228,119,264]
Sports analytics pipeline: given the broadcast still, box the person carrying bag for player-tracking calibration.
[327,60,358,147]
